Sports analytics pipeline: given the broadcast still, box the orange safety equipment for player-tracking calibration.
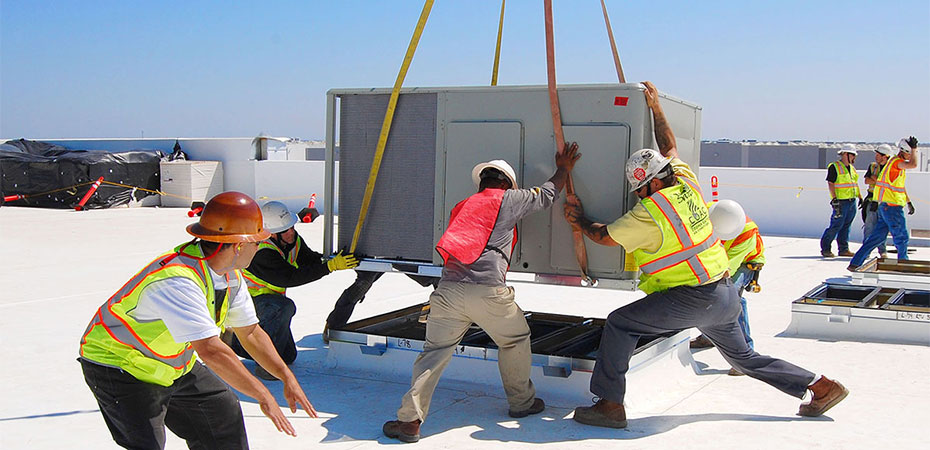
[436,189,517,267]
[187,191,271,243]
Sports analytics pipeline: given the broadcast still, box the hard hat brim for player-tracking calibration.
[471,161,518,189]
[186,223,271,243]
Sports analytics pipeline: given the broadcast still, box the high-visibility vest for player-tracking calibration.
[633,177,729,294]
[242,236,302,297]
[875,156,907,206]
[79,244,235,387]
[436,188,517,266]
[829,161,859,200]
[866,162,882,200]
[722,216,766,275]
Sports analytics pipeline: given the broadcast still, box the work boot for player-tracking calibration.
[798,376,848,417]
[383,419,421,443]
[838,250,855,257]
[728,367,745,376]
[846,264,860,272]
[509,398,545,418]
[573,399,627,429]
[322,323,330,345]
[690,335,714,349]
[821,251,835,258]
[253,365,277,381]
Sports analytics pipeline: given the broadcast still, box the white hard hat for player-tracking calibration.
[874,144,895,156]
[261,201,298,234]
[708,199,746,241]
[838,144,858,155]
[897,138,914,153]
[626,148,671,192]
[472,159,518,189]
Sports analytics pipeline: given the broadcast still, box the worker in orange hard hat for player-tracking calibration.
[79,191,317,449]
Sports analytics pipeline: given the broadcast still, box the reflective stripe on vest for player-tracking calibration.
[633,176,729,294]
[830,161,859,200]
[79,243,234,386]
[875,156,907,206]
[243,236,301,297]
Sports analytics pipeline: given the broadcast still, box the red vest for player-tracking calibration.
[436,189,517,265]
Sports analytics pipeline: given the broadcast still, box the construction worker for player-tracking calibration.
[231,201,358,379]
[820,144,861,258]
[563,81,847,429]
[382,143,581,443]
[690,200,765,376]
[848,137,919,270]
[78,192,317,449]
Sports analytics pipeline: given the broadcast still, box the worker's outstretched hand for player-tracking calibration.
[258,392,298,437]
[642,81,660,109]
[556,141,581,171]
[327,251,359,272]
[283,376,318,419]
[563,194,585,229]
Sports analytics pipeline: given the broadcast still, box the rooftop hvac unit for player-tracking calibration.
[322,84,702,287]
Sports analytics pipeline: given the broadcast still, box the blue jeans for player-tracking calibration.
[862,201,887,256]
[820,198,857,253]
[231,293,298,364]
[731,266,754,350]
[850,203,909,267]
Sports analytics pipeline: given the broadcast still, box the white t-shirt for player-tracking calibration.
[129,267,258,343]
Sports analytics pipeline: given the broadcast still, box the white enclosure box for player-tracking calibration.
[323,84,702,285]
[159,161,224,207]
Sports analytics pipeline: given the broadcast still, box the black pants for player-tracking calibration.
[80,359,248,450]
[231,293,298,364]
[326,270,438,329]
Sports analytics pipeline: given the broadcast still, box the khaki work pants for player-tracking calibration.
[396,281,536,422]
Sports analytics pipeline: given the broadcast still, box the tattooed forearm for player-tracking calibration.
[652,108,676,158]
[578,216,620,247]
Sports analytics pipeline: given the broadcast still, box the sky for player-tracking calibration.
[1,0,928,142]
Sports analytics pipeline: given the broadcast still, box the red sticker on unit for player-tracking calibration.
[614,96,629,106]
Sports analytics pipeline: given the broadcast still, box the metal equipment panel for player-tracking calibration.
[850,258,930,290]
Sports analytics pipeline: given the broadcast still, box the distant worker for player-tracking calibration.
[78,192,317,449]
[382,143,581,443]
[690,200,765,376]
[233,201,358,379]
[820,144,861,258]
[848,137,919,270]
[860,144,895,258]
[563,81,847,429]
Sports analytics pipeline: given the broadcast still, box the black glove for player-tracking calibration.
[869,201,878,212]
[831,198,841,219]
[906,136,918,149]
[857,197,863,209]
[907,201,915,215]
[860,199,868,221]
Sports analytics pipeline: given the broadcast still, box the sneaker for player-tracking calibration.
[573,399,627,429]
[383,419,421,443]
[690,335,715,349]
[728,367,745,376]
[838,250,855,257]
[509,398,545,418]
[846,264,860,272]
[253,365,277,381]
[798,376,848,417]
[821,251,836,258]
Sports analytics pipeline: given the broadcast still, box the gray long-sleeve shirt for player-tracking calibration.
[440,181,558,286]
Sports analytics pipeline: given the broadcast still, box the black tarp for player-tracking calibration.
[0,139,165,209]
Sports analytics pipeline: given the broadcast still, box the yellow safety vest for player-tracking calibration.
[875,156,907,206]
[242,236,301,297]
[79,244,235,386]
[722,217,766,275]
[633,177,729,294]
[866,162,881,200]
[829,161,859,200]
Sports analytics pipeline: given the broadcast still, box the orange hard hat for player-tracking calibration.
[186,191,271,243]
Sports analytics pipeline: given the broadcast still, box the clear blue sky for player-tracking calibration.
[2,0,928,142]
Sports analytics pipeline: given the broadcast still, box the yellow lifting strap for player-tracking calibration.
[349,0,435,254]
[544,0,594,285]
[491,0,506,86]
[599,0,625,83]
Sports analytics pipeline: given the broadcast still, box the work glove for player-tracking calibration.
[857,197,863,209]
[907,201,915,215]
[869,201,878,212]
[831,198,841,219]
[906,136,918,149]
[327,251,359,272]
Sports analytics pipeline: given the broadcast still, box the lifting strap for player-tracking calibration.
[349,0,435,254]
[491,0,506,86]
[599,0,625,83]
[544,0,594,285]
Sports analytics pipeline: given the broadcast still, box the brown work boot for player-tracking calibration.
[728,367,745,376]
[690,334,715,349]
[821,251,836,258]
[838,250,855,257]
[573,399,627,428]
[383,419,421,443]
[798,376,848,417]
[509,398,545,418]
[846,264,860,273]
